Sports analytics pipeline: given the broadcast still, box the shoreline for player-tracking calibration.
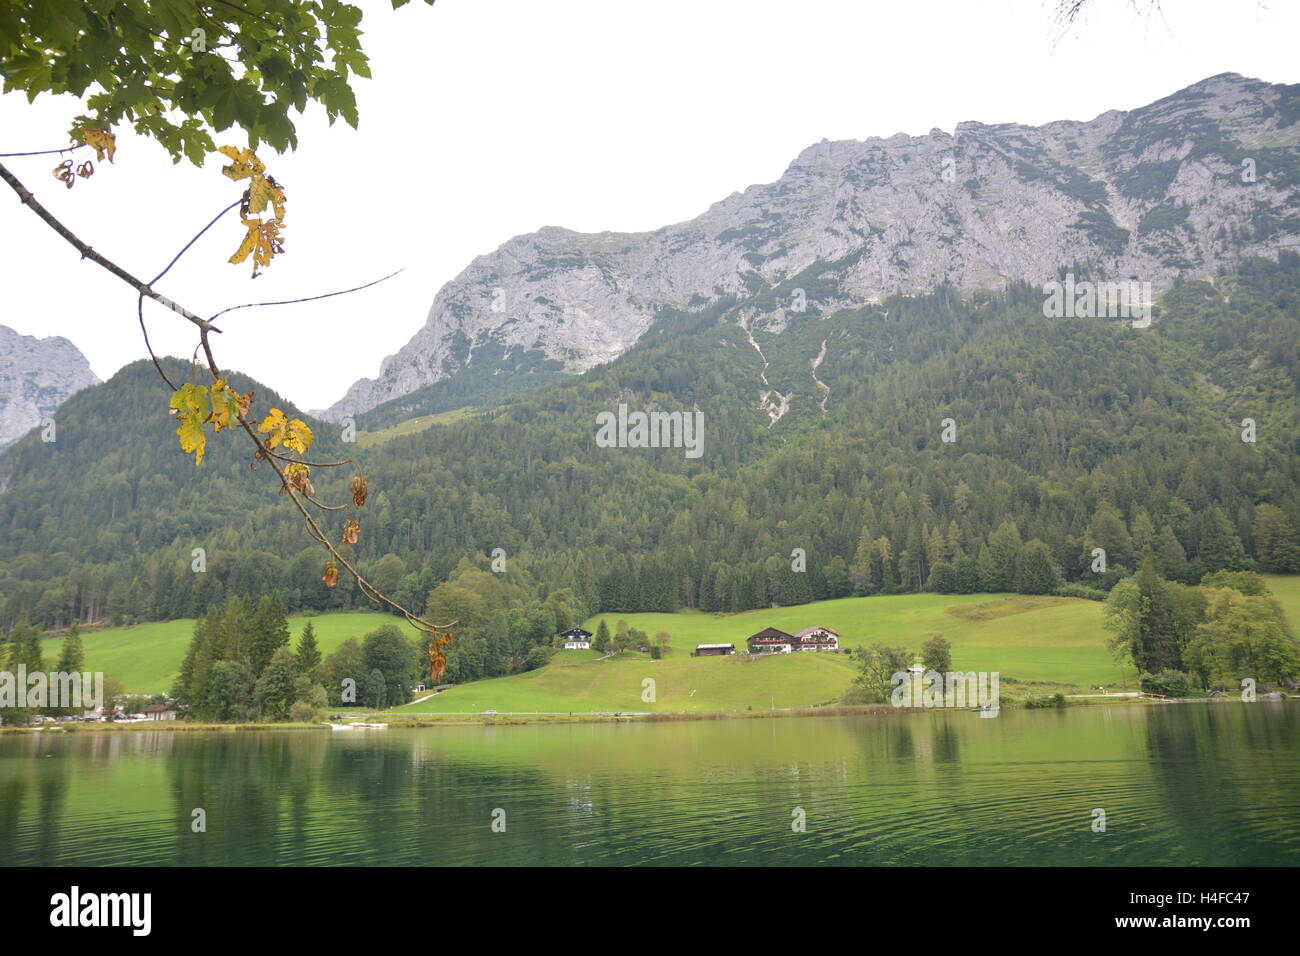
[4,694,1287,735]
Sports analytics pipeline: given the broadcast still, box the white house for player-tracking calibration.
[793,626,840,651]
[560,626,593,649]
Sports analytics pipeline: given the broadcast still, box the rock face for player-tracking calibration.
[0,325,100,449]
[323,73,1300,420]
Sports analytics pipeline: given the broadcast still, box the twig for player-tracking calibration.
[0,144,88,158]
[138,295,178,391]
[209,268,404,321]
[151,200,241,285]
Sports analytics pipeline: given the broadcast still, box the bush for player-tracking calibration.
[840,685,877,706]
[290,700,324,723]
[1054,582,1107,601]
[1199,570,1269,595]
[1025,693,1067,708]
[524,645,556,670]
[1140,669,1192,698]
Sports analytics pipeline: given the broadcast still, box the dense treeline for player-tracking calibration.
[170,592,427,720]
[2,256,1299,667]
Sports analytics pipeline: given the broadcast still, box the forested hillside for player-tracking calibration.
[2,255,1299,689]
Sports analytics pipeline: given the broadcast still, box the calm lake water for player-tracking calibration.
[2,703,1297,866]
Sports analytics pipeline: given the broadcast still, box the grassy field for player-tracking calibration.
[39,611,422,695]
[581,592,1118,683]
[391,575,1300,715]
[391,593,1122,715]
[354,407,477,448]
[34,576,1300,708]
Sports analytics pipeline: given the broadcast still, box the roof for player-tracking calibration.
[794,626,840,640]
[746,627,794,642]
[696,643,735,650]
[143,704,171,713]
[559,626,593,638]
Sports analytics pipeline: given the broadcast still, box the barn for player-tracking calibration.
[695,643,735,657]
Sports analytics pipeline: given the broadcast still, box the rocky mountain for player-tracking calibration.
[0,325,100,448]
[322,73,1300,421]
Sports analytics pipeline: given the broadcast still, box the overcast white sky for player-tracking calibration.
[2,0,1297,410]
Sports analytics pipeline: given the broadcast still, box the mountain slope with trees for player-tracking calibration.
[2,255,1299,687]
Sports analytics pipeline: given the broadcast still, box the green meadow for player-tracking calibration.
[397,575,1300,714]
[39,611,423,695]
[391,591,1126,715]
[33,576,1300,709]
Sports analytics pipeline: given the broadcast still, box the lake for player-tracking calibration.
[2,703,1297,866]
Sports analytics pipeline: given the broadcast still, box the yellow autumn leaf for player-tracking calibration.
[228,217,285,277]
[176,415,206,465]
[169,383,210,466]
[229,217,261,266]
[258,408,312,455]
[208,379,244,432]
[78,127,116,163]
[218,145,264,181]
[246,175,274,215]
[284,416,312,455]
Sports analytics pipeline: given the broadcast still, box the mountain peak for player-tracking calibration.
[0,325,100,449]
[322,74,1300,422]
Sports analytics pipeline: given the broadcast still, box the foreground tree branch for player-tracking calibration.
[0,158,456,647]
[0,160,221,338]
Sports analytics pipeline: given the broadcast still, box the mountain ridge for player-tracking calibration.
[320,72,1300,421]
[0,324,100,449]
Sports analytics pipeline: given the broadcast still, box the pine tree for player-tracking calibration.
[248,591,290,678]
[256,646,299,720]
[295,619,323,680]
[986,521,1023,591]
[1015,540,1061,594]
[1254,504,1300,573]
[1085,501,1132,571]
[1196,507,1244,573]
[594,618,610,652]
[1132,551,1185,674]
[52,622,86,717]
[4,621,44,725]
[1156,526,1188,580]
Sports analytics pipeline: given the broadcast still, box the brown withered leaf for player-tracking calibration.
[350,475,368,509]
[426,631,454,681]
[322,561,339,588]
[284,462,314,496]
[341,519,360,545]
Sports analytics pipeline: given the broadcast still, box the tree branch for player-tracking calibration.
[209,268,404,321]
[0,144,88,158]
[151,199,241,286]
[0,157,451,635]
[0,160,222,338]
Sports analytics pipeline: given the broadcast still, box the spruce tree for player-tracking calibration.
[248,592,290,678]
[296,619,323,681]
[1133,551,1184,673]
[1254,504,1300,573]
